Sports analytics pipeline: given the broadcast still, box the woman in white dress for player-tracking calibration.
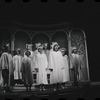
[49,42,64,91]
[34,44,48,91]
[13,49,23,85]
[60,48,70,87]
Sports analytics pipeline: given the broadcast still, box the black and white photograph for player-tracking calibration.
[0,0,100,100]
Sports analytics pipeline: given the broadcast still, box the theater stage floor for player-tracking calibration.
[0,82,100,100]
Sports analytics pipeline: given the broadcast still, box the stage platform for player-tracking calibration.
[0,81,100,100]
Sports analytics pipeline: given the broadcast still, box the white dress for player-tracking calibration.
[13,55,22,80]
[62,55,70,82]
[49,51,64,84]
[34,52,48,84]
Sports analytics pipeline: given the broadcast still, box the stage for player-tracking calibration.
[0,81,100,100]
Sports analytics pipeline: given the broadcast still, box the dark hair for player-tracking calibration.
[64,50,67,55]
[25,50,31,57]
[72,49,78,54]
[16,49,21,55]
[53,45,59,51]
[2,45,8,52]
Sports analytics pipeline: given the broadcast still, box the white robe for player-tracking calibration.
[62,55,70,82]
[0,52,13,87]
[34,52,48,84]
[13,55,22,80]
[49,51,64,84]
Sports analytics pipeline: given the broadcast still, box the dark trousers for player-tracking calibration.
[73,65,79,85]
[2,69,9,87]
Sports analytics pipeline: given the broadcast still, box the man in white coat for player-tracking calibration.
[34,44,48,91]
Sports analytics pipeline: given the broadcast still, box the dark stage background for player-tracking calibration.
[0,0,100,82]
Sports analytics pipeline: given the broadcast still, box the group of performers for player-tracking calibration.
[0,42,83,93]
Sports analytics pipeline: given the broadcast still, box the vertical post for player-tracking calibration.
[49,37,52,50]
[68,31,72,82]
[82,30,90,81]
[84,35,90,81]
[49,32,53,50]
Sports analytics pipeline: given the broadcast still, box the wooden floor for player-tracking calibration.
[0,81,100,100]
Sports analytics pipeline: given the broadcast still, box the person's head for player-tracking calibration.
[43,43,48,50]
[16,49,21,55]
[2,45,8,53]
[60,48,67,56]
[38,45,43,54]
[35,43,41,50]
[26,44,33,51]
[12,50,16,56]
[72,49,78,54]
[6,43,11,53]
[25,50,31,57]
[51,42,60,51]
[53,44,59,51]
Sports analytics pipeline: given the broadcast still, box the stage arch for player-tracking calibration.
[32,32,50,50]
[51,30,68,54]
[69,29,90,81]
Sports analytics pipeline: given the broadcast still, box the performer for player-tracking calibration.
[76,50,86,81]
[24,44,34,81]
[13,49,23,85]
[49,42,64,91]
[34,44,48,91]
[21,50,33,92]
[0,44,13,93]
[60,48,70,88]
[70,47,80,86]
